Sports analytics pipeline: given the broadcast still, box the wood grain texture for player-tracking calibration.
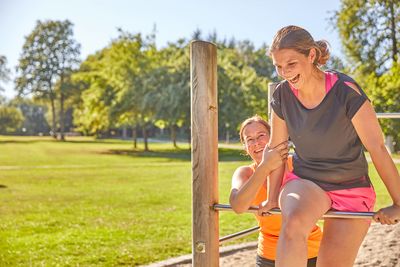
[190,40,219,267]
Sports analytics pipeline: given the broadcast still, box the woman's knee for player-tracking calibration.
[281,212,313,240]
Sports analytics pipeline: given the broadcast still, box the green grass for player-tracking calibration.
[0,136,397,266]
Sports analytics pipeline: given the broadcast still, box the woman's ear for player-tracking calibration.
[308,48,316,64]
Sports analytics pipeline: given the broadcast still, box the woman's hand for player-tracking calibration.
[257,199,279,216]
[259,140,289,171]
[373,204,400,225]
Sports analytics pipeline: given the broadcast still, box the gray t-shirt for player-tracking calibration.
[271,71,370,190]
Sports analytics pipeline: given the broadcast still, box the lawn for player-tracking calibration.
[0,136,397,266]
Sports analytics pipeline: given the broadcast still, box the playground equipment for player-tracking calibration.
[190,40,400,267]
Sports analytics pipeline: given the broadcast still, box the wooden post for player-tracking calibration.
[268,82,278,123]
[190,40,219,267]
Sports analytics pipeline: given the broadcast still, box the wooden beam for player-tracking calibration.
[190,40,219,267]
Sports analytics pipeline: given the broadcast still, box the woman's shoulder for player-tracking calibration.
[234,164,255,176]
[329,70,359,87]
[328,70,367,96]
[272,80,292,104]
[231,164,255,187]
[274,80,290,93]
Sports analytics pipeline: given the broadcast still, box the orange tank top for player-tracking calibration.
[250,157,322,260]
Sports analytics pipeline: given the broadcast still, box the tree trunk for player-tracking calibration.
[50,96,57,139]
[171,124,177,148]
[225,129,230,144]
[122,126,127,139]
[132,124,137,149]
[142,124,149,151]
[59,91,65,141]
[388,0,398,62]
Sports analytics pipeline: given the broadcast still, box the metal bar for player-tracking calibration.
[214,204,375,219]
[376,113,400,119]
[219,226,260,244]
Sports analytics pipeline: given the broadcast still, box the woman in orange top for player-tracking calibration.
[230,115,322,267]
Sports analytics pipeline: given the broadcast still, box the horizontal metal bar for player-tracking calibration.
[376,113,400,119]
[219,226,260,244]
[214,204,375,219]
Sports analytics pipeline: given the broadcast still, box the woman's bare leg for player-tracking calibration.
[317,218,370,267]
[276,179,331,267]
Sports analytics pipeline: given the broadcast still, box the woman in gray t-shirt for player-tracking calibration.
[259,25,400,267]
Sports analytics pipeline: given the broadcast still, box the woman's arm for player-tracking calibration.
[230,165,269,214]
[230,140,288,214]
[258,111,289,215]
[352,101,400,224]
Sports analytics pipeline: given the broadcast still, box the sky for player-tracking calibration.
[0,0,343,99]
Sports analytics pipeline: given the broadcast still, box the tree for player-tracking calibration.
[15,20,80,140]
[72,49,115,137]
[106,31,148,149]
[108,30,161,151]
[9,97,50,135]
[332,0,399,77]
[152,39,190,147]
[0,55,10,105]
[324,54,347,72]
[367,63,400,150]
[73,30,157,150]
[0,105,24,134]
[217,43,271,142]
[0,55,11,93]
[332,0,400,150]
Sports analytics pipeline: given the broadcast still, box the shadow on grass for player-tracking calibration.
[104,147,250,162]
[0,140,50,144]
[0,138,127,145]
[62,139,130,145]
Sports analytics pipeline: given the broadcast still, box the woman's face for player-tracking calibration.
[271,48,316,89]
[243,122,270,164]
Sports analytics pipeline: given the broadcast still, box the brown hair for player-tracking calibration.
[239,115,271,144]
[268,25,330,66]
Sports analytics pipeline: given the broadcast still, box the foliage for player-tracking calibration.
[367,64,400,150]
[151,39,190,147]
[15,19,80,139]
[72,49,115,136]
[333,0,400,150]
[10,97,50,135]
[0,105,24,134]
[0,55,11,93]
[218,44,270,140]
[324,54,347,72]
[332,0,399,77]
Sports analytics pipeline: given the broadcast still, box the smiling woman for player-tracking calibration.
[260,25,400,267]
[229,115,322,267]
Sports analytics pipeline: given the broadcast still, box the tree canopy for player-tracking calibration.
[15,19,80,139]
[332,0,400,149]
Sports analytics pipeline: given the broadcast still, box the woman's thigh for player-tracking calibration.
[317,218,370,267]
[279,179,331,230]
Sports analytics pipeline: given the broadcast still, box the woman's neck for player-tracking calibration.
[300,68,324,94]
[297,68,326,108]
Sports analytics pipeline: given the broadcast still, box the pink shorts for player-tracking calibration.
[282,171,376,212]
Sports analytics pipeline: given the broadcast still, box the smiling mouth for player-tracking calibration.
[254,148,263,153]
[287,74,300,84]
